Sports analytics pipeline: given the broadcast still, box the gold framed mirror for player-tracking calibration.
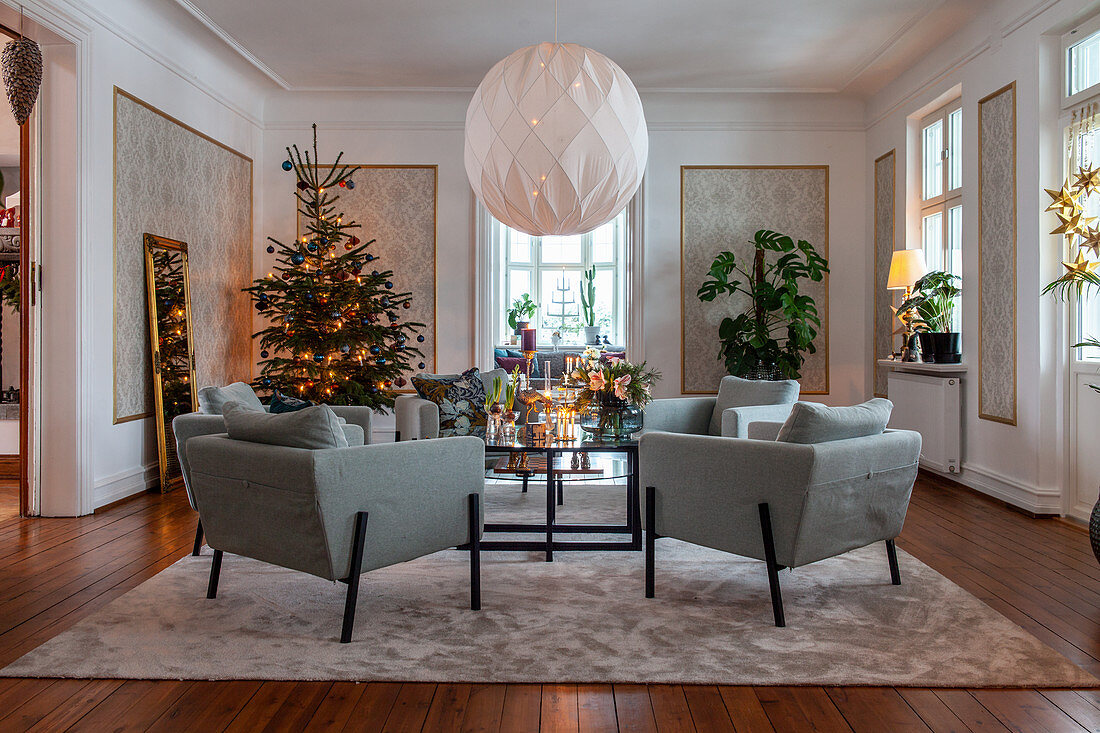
[143,233,198,493]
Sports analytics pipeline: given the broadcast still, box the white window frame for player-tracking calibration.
[496,214,626,347]
[474,193,644,366]
[1063,15,1100,109]
[919,100,964,330]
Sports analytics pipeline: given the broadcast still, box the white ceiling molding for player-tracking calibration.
[839,0,945,92]
[171,0,291,91]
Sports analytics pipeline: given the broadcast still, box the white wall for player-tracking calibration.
[262,90,871,410]
[864,0,1094,516]
[8,0,272,513]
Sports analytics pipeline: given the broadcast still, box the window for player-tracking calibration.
[1066,21,1100,104]
[493,210,627,346]
[920,101,963,329]
[1066,116,1100,359]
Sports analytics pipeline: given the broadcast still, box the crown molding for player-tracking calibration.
[839,0,944,93]
[171,0,291,90]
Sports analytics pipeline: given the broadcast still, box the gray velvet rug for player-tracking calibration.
[2,481,1096,686]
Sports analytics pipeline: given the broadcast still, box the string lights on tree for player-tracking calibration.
[244,124,424,408]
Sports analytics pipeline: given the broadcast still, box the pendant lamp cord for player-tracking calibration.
[18,5,23,39]
[554,0,558,44]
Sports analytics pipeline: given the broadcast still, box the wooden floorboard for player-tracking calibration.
[0,475,1095,731]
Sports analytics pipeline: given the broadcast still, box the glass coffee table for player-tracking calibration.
[482,425,641,561]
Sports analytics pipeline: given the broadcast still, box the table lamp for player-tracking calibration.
[887,249,927,361]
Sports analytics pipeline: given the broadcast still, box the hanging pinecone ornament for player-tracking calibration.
[1,37,42,125]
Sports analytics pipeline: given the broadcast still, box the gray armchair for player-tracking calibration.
[639,426,921,626]
[642,375,800,438]
[394,368,507,441]
[174,381,375,556]
[186,433,485,643]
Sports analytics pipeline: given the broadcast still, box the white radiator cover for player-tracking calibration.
[886,372,962,474]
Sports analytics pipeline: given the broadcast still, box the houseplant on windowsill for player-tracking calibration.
[896,270,962,364]
[696,229,828,380]
[580,266,600,345]
[507,294,537,338]
[571,354,660,439]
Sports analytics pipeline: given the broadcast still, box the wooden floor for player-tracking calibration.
[0,473,1097,731]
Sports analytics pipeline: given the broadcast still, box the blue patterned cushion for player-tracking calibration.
[411,368,488,438]
[269,391,314,414]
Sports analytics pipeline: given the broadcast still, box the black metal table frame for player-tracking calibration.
[481,442,642,561]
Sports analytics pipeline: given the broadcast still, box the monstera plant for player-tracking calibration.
[697,229,828,380]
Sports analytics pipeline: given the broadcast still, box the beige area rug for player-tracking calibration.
[2,480,1096,686]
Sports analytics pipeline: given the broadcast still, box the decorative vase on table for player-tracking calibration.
[580,397,644,440]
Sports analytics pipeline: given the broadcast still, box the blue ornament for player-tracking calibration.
[260,350,269,358]
[330,311,341,319]
[281,160,293,171]
[362,318,371,325]
[306,242,319,253]
[290,252,305,265]
[385,281,393,289]
[366,254,375,261]
[370,345,381,355]
[416,335,425,343]
[381,297,390,307]
[371,270,379,277]
[285,315,295,323]
[266,245,275,254]
[397,334,406,343]
[346,179,355,189]
[313,353,324,362]
[305,292,314,300]
[340,344,351,354]
[376,358,386,365]
[418,362,426,369]
[388,313,398,322]
[262,377,272,386]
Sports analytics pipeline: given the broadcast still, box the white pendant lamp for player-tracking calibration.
[464,42,648,236]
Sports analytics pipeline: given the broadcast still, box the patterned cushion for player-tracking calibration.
[269,391,313,414]
[411,368,489,438]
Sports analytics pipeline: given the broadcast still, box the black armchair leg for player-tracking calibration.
[469,493,481,611]
[192,519,204,557]
[645,486,656,598]
[206,549,223,599]
[886,539,901,585]
[758,503,785,628]
[340,511,370,644]
[394,430,401,443]
[521,474,528,493]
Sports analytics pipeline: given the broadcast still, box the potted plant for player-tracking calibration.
[696,229,828,380]
[897,271,962,364]
[571,354,660,439]
[580,266,600,345]
[507,293,537,336]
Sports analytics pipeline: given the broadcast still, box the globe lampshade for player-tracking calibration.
[464,42,648,237]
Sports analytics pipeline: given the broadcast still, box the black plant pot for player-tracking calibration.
[916,333,936,363]
[1091,498,1100,565]
[513,320,530,336]
[931,332,962,364]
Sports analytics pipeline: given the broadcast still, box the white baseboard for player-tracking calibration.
[924,462,1063,515]
[93,463,158,509]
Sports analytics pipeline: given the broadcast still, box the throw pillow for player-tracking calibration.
[501,349,538,377]
[776,398,893,444]
[494,356,527,375]
[269,391,314,414]
[412,367,489,437]
[198,382,265,415]
[709,375,800,435]
[221,401,350,449]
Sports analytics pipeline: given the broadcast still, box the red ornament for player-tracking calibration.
[296,180,309,190]
[395,377,407,387]
[402,301,411,309]
[338,180,346,187]
[349,236,360,246]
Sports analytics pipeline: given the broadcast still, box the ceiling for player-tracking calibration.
[174,0,990,95]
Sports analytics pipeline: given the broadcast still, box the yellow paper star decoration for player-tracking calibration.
[1052,208,1093,237]
[1045,184,1081,215]
[1081,224,1100,257]
[1074,166,1100,196]
[1063,250,1099,276]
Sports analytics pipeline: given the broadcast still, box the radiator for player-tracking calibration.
[886,371,962,474]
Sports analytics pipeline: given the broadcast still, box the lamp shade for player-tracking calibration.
[887,249,927,290]
[464,42,648,237]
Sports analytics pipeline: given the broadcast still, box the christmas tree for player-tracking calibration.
[245,125,424,409]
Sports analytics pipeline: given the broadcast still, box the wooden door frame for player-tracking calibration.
[18,119,28,515]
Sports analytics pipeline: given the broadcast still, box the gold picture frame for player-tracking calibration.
[143,233,198,493]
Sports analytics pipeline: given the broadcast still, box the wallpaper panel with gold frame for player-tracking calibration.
[295,165,437,388]
[113,87,254,423]
[978,82,1017,425]
[873,150,896,398]
[681,165,830,395]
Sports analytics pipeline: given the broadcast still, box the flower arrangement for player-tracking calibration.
[572,356,660,408]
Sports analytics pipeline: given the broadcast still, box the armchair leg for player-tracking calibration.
[192,519,204,557]
[340,511,370,644]
[886,539,901,585]
[469,493,481,611]
[394,430,401,443]
[206,549,222,599]
[521,474,528,493]
[645,486,656,598]
[758,503,785,628]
